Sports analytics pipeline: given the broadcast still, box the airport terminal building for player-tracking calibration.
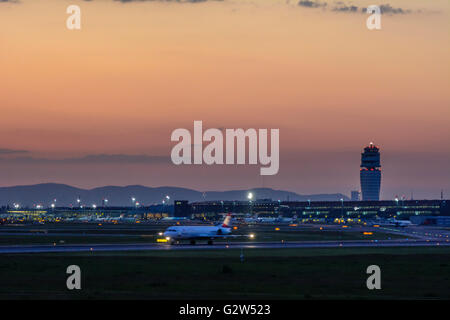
[360,143,382,201]
[1,199,448,225]
[175,199,450,221]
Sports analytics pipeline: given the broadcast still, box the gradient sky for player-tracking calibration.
[0,0,449,199]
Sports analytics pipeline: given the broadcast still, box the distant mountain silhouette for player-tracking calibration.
[0,183,349,207]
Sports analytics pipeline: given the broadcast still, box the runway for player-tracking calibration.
[0,239,449,254]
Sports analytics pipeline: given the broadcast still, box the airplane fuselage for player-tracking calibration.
[163,226,231,240]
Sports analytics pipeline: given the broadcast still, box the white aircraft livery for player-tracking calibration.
[388,218,413,227]
[163,214,233,245]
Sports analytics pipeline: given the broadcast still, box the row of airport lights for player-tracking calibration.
[23,195,172,210]
[16,195,416,210]
[19,192,251,210]
[11,199,59,210]
[10,192,345,210]
[14,194,349,211]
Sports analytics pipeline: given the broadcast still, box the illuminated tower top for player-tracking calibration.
[361,142,381,169]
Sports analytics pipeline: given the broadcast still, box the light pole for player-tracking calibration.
[395,197,399,219]
[247,192,253,215]
[164,195,170,207]
[131,197,137,212]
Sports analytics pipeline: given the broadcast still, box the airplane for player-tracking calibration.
[78,216,94,222]
[243,215,297,224]
[387,218,414,227]
[243,215,259,224]
[257,217,278,223]
[162,213,252,245]
[161,217,188,221]
[277,215,298,223]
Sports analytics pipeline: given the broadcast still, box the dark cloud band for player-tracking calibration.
[299,1,411,14]
[0,148,28,155]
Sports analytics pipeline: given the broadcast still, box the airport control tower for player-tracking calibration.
[360,142,381,201]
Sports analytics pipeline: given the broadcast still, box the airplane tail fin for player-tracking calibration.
[222,213,232,228]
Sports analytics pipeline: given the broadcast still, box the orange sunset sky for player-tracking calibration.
[0,0,449,199]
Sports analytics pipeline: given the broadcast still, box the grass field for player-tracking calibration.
[1,247,449,300]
